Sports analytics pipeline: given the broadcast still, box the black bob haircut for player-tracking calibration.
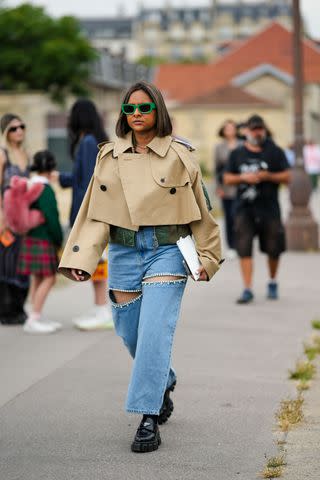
[30,150,57,173]
[116,81,172,138]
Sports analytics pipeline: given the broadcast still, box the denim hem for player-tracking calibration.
[142,279,187,286]
[127,408,160,415]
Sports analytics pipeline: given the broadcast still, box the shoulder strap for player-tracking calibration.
[170,141,198,184]
[98,141,115,159]
[98,141,114,152]
[172,136,195,152]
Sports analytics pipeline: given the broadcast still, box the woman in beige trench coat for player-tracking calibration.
[59,81,222,453]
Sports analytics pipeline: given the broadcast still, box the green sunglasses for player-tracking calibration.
[121,102,156,115]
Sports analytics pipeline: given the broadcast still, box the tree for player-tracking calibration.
[0,3,97,102]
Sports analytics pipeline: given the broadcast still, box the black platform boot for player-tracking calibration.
[158,380,176,425]
[131,415,161,453]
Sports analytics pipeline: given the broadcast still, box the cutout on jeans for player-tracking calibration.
[110,289,141,305]
[143,275,186,283]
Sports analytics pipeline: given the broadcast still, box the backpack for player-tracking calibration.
[3,176,45,235]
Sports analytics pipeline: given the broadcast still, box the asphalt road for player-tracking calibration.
[1,248,319,480]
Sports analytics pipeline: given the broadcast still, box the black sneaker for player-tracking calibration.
[158,381,176,425]
[131,416,161,453]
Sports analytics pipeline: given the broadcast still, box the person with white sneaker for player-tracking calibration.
[54,99,113,331]
[17,150,63,333]
[72,249,113,331]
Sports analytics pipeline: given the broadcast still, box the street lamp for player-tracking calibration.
[285,0,319,250]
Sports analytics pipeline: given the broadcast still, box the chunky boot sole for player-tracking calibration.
[131,431,161,453]
[158,381,176,425]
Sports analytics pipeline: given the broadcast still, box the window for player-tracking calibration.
[170,24,185,41]
[144,27,159,41]
[218,26,233,40]
[190,25,205,42]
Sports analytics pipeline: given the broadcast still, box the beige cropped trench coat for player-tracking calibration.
[58,133,222,281]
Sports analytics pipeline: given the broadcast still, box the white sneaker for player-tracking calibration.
[44,320,62,330]
[72,307,97,325]
[23,319,57,334]
[73,306,114,331]
[226,249,237,260]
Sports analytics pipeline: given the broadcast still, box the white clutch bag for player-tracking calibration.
[176,235,201,281]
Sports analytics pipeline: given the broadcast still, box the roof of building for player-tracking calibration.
[154,22,320,103]
[182,85,278,107]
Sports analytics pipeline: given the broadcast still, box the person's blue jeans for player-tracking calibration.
[108,227,188,415]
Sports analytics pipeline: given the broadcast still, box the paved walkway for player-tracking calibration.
[1,187,319,479]
[0,245,319,479]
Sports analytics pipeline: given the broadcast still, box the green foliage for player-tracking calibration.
[177,56,208,64]
[0,3,97,102]
[289,360,316,382]
[136,56,166,67]
[137,55,208,67]
[199,160,211,179]
[311,319,320,330]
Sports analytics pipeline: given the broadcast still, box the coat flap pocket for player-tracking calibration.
[151,157,190,188]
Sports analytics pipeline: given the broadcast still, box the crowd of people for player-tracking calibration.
[0,80,318,453]
[0,100,113,333]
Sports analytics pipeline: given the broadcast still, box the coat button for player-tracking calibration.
[160,177,165,183]
[170,187,176,194]
[100,185,107,192]
[73,245,80,252]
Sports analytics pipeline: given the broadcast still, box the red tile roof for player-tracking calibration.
[154,22,320,103]
[183,85,278,107]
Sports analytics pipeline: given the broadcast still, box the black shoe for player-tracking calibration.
[158,380,176,425]
[131,416,161,453]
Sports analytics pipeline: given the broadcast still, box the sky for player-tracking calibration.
[4,0,320,38]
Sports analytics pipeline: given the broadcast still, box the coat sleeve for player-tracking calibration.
[58,175,110,281]
[189,165,223,280]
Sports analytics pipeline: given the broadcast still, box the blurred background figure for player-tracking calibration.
[0,113,30,325]
[236,122,248,141]
[303,139,320,191]
[18,150,63,334]
[224,114,291,304]
[214,119,241,260]
[55,99,113,331]
[284,143,296,167]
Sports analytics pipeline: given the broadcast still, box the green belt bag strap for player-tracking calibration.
[109,224,191,247]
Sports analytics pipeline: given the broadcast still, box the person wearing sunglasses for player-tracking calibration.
[58,81,222,453]
[0,113,30,325]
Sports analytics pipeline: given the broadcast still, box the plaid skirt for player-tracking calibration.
[17,237,58,276]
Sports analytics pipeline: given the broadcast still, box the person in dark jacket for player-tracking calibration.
[56,99,113,330]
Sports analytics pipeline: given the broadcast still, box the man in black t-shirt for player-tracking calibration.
[224,115,291,304]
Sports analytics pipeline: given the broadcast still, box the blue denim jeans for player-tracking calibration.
[108,227,188,415]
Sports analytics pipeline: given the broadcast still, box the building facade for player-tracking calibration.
[80,1,292,62]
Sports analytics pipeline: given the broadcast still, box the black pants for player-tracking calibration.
[234,209,286,258]
[222,198,236,249]
[0,235,29,325]
[0,281,28,324]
